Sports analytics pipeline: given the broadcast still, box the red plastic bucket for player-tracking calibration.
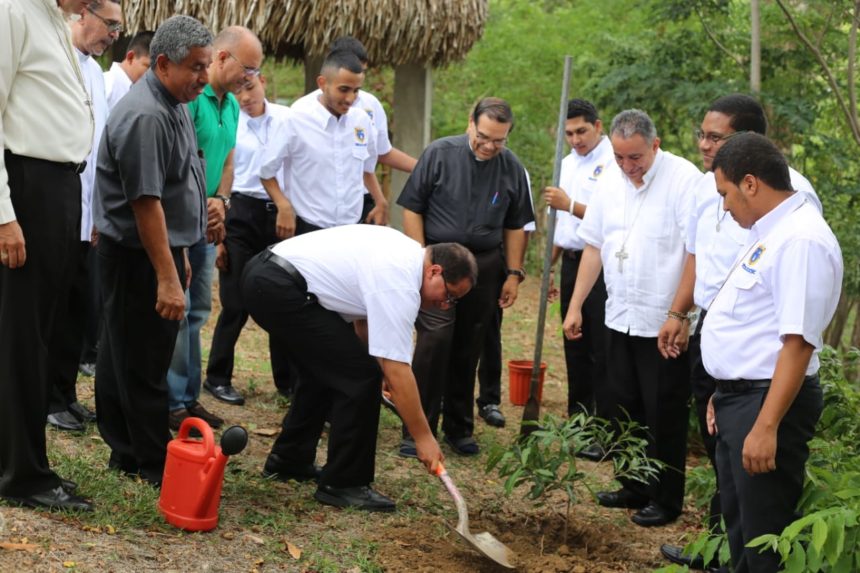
[508,360,547,406]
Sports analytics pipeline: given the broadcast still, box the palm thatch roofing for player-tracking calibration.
[121,0,489,66]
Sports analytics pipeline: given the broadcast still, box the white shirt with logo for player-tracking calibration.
[687,167,822,309]
[553,136,614,251]
[260,96,377,228]
[701,192,842,380]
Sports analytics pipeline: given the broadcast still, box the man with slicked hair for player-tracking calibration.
[93,14,211,487]
[397,97,534,458]
[564,109,702,527]
[702,133,840,573]
[104,30,154,111]
[0,0,96,512]
[657,94,823,570]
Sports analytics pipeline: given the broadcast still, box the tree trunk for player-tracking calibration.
[824,294,855,349]
[750,0,761,93]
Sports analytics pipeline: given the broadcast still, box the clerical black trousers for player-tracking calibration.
[714,376,822,573]
[559,249,609,417]
[206,194,292,393]
[608,330,690,516]
[95,238,184,483]
[409,247,505,440]
[0,153,80,497]
[48,241,92,413]
[242,252,382,487]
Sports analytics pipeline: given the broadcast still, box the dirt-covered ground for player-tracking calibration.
[0,279,708,572]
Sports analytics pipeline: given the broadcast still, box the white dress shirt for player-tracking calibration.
[103,61,132,112]
[232,100,291,200]
[578,149,702,336]
[294,89,392,156]
[260,96,377,229]
[271,225,423,363]
[687,167,823,309]
[76,49,108,241]
[553,136,614,251]
[701,192,842,380]
[0,0,94,224]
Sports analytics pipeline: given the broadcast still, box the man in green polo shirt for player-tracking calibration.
[167,26,263,429]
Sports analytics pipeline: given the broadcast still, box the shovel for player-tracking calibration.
[380,394,516,568]
[435,463,516,569]
[520,54,573,438]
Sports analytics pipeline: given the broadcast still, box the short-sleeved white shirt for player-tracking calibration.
[578,149,702,336]
[687,167,823,309]
[701,192,842,380]
[103,61,132,112]
[260,96,377,228]
[553,136,614,251]
[270,225,423,363]
[232,100,291,200]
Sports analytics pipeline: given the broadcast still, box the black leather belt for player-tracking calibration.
[233,193,276,211]
[62,160,87,174]
[715,375,816,393]
[262,248,309,293]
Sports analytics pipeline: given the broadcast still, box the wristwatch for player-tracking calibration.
[214,194,231,211]
[506,268,526,283]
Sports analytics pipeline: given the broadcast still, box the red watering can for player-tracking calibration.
[158,417,248,531]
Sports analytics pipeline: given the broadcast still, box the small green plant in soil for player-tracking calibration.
[485,412,662,544]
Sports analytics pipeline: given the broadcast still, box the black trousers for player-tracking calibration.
[714,377,822,573]
[79,244,101,364]
[476,305,503,407]
[0,153,81,497]
[560,250,609,416]
[688,310,721,531]
[95,238,184,482]
[242,253,382,487]
[409,248,505,440]
[48,241,92,413]
[607,330,690,515]
[206,194,292,392]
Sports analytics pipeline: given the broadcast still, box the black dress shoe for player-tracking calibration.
[262,454,322,483]
[68,401,96,423]
[596,488,648,509]
[314,484,395,512]
[203,380,245,405]
[47,410,85,432]
[2,486,93,511]
[576,443,607,462]
[632,502,679,527]
[660,543,710,569]
[478,404,506,428]
[60,478,78,493]
[78,362,96,377]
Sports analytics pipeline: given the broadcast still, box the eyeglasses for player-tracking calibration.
[86,7,123,34]
[694,128,738,145]
[440,270,460,307]
[228,51,261,78]
[475,131,508,148]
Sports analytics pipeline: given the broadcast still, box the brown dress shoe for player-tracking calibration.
[187,401,224,428]
[168,408,190,432]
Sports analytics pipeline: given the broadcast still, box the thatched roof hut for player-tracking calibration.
[120,0,488,67]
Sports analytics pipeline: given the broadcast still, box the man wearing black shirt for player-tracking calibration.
[397,97,533,456]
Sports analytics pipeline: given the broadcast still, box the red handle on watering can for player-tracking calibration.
[177,417,215,460]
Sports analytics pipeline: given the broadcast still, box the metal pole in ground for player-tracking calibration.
[519,55,572,438]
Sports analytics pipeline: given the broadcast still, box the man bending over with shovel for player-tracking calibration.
[242,225,477,511]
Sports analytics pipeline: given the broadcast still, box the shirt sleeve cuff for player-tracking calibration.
[0,195,16,225]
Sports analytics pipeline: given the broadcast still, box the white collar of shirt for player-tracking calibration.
[309,96,346,129]
[747,191,805,246]
[625,148,664,194]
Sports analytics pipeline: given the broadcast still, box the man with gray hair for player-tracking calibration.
[563,109,702,526]
[93,15,211,487]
